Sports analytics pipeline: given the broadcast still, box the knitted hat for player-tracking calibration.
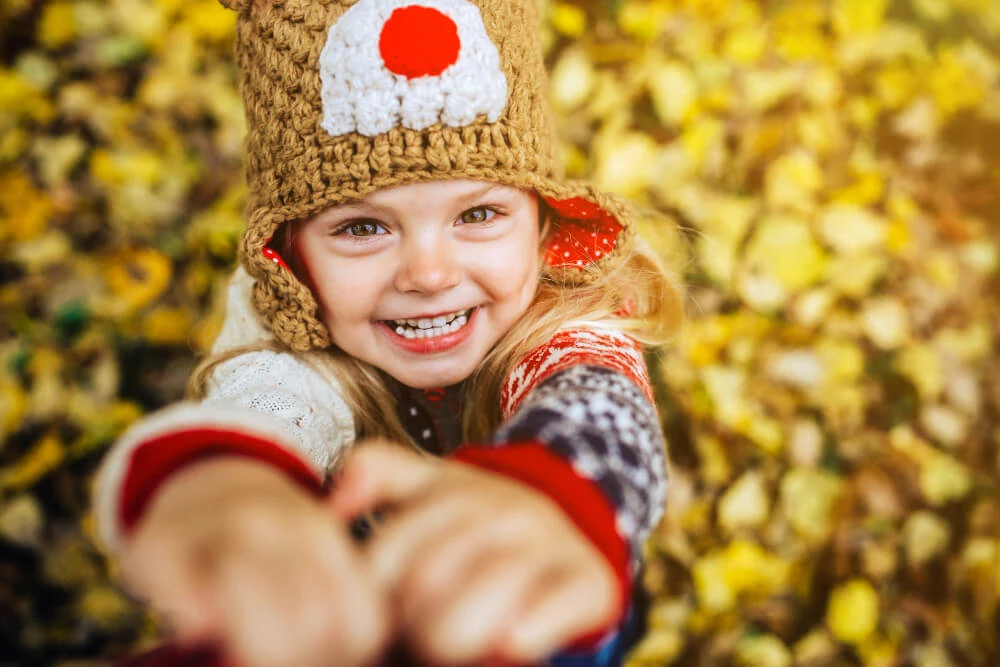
[221,0,636,351]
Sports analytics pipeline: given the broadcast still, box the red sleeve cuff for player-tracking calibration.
[450,442,630,649]
[119,429,324,535]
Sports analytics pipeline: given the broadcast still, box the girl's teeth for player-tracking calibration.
[390,309,472,339]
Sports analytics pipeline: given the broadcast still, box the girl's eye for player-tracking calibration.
[338,220,386,237]
[459,207,495,225]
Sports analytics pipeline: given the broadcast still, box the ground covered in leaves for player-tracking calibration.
[1,0,998,665]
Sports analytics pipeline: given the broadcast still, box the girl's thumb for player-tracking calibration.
[326,440,439,519]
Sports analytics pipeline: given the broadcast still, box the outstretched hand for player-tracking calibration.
[329,441,621,666]
[121,457,389,667]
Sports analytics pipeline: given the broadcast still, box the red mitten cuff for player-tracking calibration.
[450,442,631,648]
[119,429,324,536]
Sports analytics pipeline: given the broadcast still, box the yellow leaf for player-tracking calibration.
[550,47,594,111]
[912,0,953,22]
[550,1,586,38]
[875,64,920,109]
[695,435,731,485]
[826,579,879,644]
[895,343,943,399]
[37,2,77,49]
[742,68,801,112]
[617,1,672,42]
[0,494,43,547]
[816,338,865,383]
[934,323,991,363]
[793,289,835,328]
[826,253,888,299]
[734,634,792,667]
[0,432,65,491]
[12,230,72,274]
[721,26,768,65]
[860,298,910,350]
[721,539,789,596]
[594,132,658,198]
[923,251,959,292]
[718,472,770,532]
[767,349,825,390]
[889,427,972,505]
[693,553,734,611]
[830,170,885,206]
[833,0,889,36]
[90,148,165,188]
[919,450,972,505]
[744,214,827,291]
[142,307,194,345]
[647,61,698,127]
[627,628,684,665]
[960,239,999,274]
[781,467,844,544]
[0,378,27,441]
[700,366,750,429]
[78,586,136,630]
[929,46,990,117]
[893,97,940,141]
[0,170,52,242]
[818,205,887,254]
[102,247,173,314]
[903,511,951,566]
[679,117,725,169]
[796,111,846,156]
[765,152,825,213]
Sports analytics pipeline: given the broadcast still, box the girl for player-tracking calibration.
[95,0,683,666]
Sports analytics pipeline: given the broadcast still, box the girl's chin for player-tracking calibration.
[384,363,476,389]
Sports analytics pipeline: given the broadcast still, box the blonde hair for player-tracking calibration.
[190,209,683,450]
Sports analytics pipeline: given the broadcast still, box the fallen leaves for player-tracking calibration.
[1,0,998,663]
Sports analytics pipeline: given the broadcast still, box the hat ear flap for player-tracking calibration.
[542,196,624,270]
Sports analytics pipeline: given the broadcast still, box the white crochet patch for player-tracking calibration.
[319,0,508,137]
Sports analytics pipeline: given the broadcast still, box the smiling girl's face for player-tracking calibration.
[294,179,542,388]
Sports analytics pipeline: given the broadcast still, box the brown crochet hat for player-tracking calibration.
[221,0,636,351]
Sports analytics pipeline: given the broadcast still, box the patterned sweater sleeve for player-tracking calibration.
[451,328,668,612]
[92,270,356,555]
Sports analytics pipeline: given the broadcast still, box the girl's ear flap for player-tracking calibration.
[541,196,623,270]
[217,0,250,10]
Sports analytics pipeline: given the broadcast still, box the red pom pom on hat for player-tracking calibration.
[379,5,462,79]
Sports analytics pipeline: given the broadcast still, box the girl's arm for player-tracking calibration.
[330,327,666,663]
[453,328,667,642]
[93,268,356,554]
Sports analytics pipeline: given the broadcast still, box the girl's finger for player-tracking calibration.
[123,538,221,641]
[368,492,478,589]
[328,442,439,518]
[406,549,557,665]
[398,515,541,625]
[217,549,341,667]
[499,564,620,663]
[310,530,390,663]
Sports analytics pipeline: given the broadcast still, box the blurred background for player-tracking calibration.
[1,0,998,664]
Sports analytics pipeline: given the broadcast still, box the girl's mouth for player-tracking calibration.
[384,308,472,340]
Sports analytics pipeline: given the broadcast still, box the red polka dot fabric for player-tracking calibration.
[543,196,623,270]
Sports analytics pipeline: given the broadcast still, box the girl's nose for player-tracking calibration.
[394,240,462,294]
